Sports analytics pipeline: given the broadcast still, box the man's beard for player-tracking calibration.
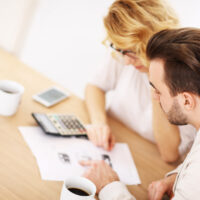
[160,99,188,126]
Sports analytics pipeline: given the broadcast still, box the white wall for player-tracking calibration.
[15,0,200,98]
[168,0,200,27]
[0,0,36,54]
[19,0,114,98]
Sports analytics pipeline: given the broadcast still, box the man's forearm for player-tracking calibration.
[99,181,136,200]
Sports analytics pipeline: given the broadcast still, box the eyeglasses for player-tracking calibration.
[110,43,136,58]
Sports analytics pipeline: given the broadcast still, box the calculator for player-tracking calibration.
[32,113,87,138]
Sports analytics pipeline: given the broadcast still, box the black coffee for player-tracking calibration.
[68,187,90,196]
[1,89,16,94]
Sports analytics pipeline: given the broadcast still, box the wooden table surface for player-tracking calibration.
[0,49,176,200]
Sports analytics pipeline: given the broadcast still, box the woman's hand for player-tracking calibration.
[86,123,115,151]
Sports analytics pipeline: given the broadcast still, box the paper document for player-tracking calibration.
[19,126,141,185]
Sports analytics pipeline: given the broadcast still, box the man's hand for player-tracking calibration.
[148,174,177,200]
[86,124,115,151]
[80,160,119,193]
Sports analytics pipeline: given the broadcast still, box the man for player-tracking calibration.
[80,28,200,199]
[147,28,200,200]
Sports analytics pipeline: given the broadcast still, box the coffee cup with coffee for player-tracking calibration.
[0,80,24,116]
[60,176,96,200]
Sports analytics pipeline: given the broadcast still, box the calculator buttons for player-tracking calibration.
[47,114,87,136]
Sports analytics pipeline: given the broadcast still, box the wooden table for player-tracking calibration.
[0,49,176,200]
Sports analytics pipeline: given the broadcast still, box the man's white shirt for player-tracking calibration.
[99,129,200,200]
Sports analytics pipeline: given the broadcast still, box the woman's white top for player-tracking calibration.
[89,53,196,155]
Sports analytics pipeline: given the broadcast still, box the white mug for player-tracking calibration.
[60,176,96,200]
[0,80,24,116]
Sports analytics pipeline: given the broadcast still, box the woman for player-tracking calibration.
[85,0,195,162]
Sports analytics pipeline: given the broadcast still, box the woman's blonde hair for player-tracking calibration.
[104,0,179,66]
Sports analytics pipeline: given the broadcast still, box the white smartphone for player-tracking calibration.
[33,87,69,107]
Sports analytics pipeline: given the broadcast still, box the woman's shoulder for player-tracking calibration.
[105,53,125,70]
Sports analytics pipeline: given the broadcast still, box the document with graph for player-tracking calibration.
[19,126,141,185]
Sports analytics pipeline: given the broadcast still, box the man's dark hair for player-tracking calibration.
[146,28,200,96]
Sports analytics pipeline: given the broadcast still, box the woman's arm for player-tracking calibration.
[152,97,181,163]
[85,84,107,124]
[85,84,115,150]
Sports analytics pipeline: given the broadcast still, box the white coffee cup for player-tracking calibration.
[60,176,96,200]
[0,80,24,116]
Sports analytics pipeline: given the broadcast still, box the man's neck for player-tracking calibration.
[190,111,200,130]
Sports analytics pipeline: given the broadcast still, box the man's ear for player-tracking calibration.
[178,92,196,111]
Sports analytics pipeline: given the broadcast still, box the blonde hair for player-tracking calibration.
[104,0,179,66]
